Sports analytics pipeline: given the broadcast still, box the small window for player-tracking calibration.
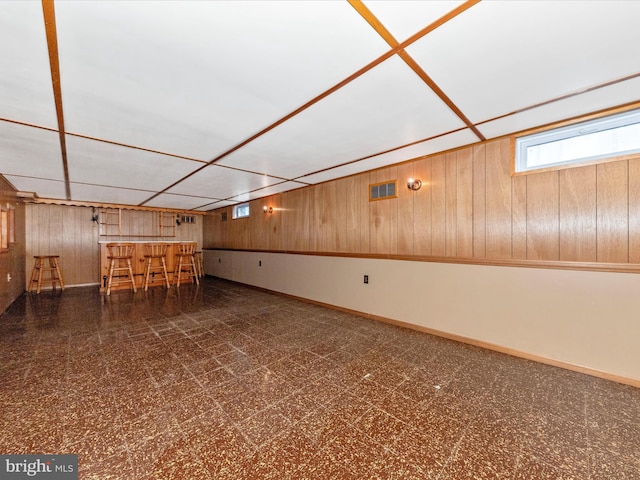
[369,181,397,201]
[515,108,640,173]
[180,215,196,224]
[232,202,250,219]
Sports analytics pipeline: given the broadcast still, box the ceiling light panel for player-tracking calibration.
[0,2,57,128]
[165,165,281,200]
[0,123,64,179]
[297,128,477,184]
[3,176,66,199]
[55,1,389,160]
[218,55,465,179]
[66,135,204,191]
[478,76,640,139]
[406,0,640,124]
[362,0,466,43]
[69,183,154,206]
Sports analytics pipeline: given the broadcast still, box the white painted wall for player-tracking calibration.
[203,249,640,383]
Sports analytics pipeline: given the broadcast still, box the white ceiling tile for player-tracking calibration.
[69,183,153,206]
[66,135,204,191]
[4,176,66,199]
[241,181,308,201]
[0,2,57,128]
[218,55,465,178]
[297,129,478,184]
[407,0,640,123]
[478,76,640,139]
[165,165,281,199]
[55,1,389,159]
[144,193,218,210]
[0,122,64,179]
[196,200,237,211]
[362,0,466,43]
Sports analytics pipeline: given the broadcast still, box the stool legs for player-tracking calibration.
[29,256,65,294]
[106,257,137,295]
[143,256,170,291]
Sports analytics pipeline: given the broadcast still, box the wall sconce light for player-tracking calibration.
[263,206,273,214]
[90,207,99,223]
[176,214,181,226]
[407,178,422,191]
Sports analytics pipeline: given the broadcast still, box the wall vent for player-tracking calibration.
[221,212,228,222]
[369,180,397,201]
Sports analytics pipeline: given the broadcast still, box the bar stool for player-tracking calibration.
[174,242,199,287]
[142,243,170,291]
[29,255,65,294]
[106,243,137,295]
[194,250,204,278]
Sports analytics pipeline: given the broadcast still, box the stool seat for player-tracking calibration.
[29,255,64,294]
[106,243,137,295]
[174,242,199,287]
[143,243,170,291]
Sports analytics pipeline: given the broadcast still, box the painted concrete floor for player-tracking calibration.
[1,277,638,479]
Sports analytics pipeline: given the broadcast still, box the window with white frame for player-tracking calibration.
[232,202,250,219]
[515,108,640,173]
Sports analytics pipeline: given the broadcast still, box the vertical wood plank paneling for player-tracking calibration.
[335,178,348,253]
[312,182,337,252]
[485,138,512,258]
[369,167,398,255]
[397,162,414,255]
[511,175,527,259]
[445,152,457,256]
[359,173,371,254]
[559,166,597,262]
[282,188,310,251]
[456,149,473,257]
[597,161,629,263]
[629,158,640,263]
[430,154,446,256]
[413,156,432,256]
[472,144,486,258]
[345,175,360,253]
[526,171,559,260]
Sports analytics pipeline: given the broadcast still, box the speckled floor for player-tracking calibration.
[0,277,638,479]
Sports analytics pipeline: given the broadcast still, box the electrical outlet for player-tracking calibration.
[6,273,11,282]
[259,260,262,267]
[363,275,368,284]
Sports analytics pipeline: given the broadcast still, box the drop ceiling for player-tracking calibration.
[1,0,639,211]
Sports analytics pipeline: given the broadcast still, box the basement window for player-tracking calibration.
[232,202,250,219]
[515,108,640,173]
[369,180,397,201]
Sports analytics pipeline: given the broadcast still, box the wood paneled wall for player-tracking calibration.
[0,177,26,314]
[205,137,640,268]
[26,204,204,288]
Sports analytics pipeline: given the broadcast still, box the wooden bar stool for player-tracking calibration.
[106,243,137,295]
[194,250,204,278]
[142,243,170,291]
[174,242,199,287]
[29,255,65,294]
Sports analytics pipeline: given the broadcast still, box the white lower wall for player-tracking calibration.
[203,250,640,383]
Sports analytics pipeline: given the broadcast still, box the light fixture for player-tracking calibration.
[90,207,99,223]
[176,214,181,226]
[407,178,422,191]
[263,206,273,214]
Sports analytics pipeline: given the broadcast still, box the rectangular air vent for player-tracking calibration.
[369,180,397,201]
[180,215,196,224]
[221,212,228,222]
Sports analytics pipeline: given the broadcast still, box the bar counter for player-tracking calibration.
[98,241,196,292]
